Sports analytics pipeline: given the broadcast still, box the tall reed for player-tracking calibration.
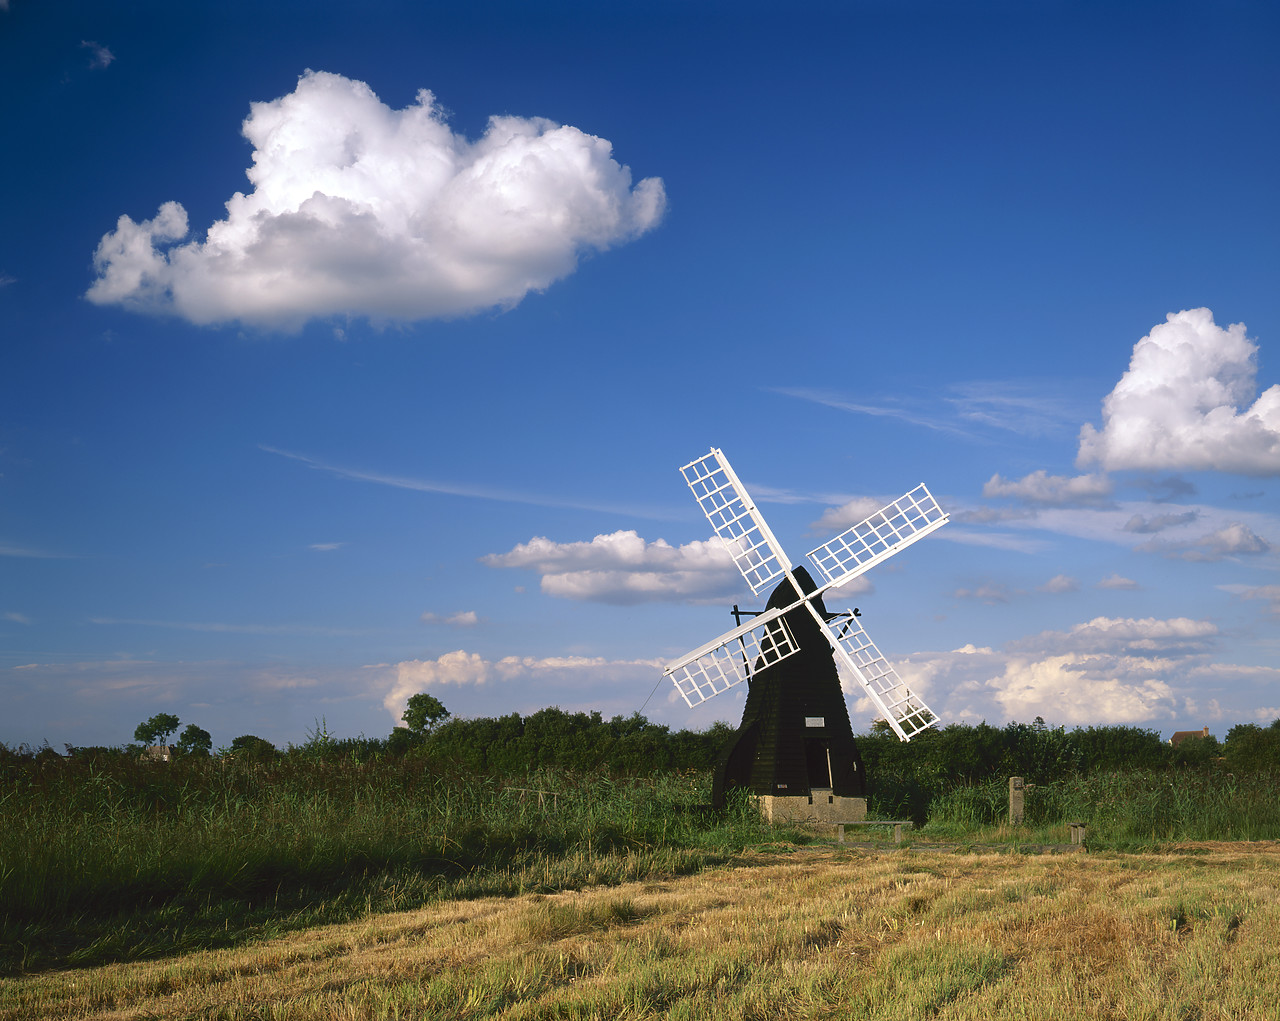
[0,753,780,973]
[917,769,1280,843]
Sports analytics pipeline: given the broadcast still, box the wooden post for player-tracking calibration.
[1009,776,1025,825]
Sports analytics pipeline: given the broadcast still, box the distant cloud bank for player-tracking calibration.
[382,651,661,724]
[893,615,1235,727]
[86,70,665,329]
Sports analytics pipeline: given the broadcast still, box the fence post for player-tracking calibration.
[1009,776,1025,825]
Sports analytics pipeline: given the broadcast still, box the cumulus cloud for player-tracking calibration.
[381,650,661,723]
[982,470,1113,507]
[1078,308,1280,475]
[981,653,1178,724]
[1135,522,1273,562]
[1038,574,1078,594]
[895,615,1221,726]
[482,530,743,604]
[86,70,665,329]
[1097,573,1140,590]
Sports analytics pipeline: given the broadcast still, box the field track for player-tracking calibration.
[5,842,1280,1020]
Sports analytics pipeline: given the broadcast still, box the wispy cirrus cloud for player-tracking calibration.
[770,387,974,438]
[80,40,115,70]
[932,528,1051,554]
[773,380,1082,441]
[420,610,479,627]
[944,381,1082,437]
[261,445,677,519]
[1222,584,1280,616]
[1,541,72,559]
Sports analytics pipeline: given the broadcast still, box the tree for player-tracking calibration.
[134,713,181,746]
[1225,723,1280,773]
[402,693,450,735]
[228,734,277,761]
[176,724,213,757]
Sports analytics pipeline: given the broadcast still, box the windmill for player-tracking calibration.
[662,448,948,817]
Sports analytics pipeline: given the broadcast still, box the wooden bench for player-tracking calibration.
[835,820,913,845]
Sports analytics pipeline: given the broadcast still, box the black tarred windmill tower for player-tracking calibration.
[662,448,949,817]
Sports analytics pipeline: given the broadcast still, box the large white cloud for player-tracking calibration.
[86,70,665,329]
[1077,308,1280,475]
[482,530,745,604]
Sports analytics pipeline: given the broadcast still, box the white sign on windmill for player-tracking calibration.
[660,452,952,813]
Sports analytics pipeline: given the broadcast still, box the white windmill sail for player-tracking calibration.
[806,484,947,592]
[818,611,936,740]
[680,448,792,597]
[663,606,798,707]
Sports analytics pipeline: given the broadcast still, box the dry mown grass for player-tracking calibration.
[5,842,1280,1020]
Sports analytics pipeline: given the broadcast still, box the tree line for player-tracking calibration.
[20,697,1280,782]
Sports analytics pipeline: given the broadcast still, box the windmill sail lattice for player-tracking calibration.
[663,448,948,742]
[680,451,792,597]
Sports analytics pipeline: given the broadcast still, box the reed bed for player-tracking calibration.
[912,769,1280,844]
[0,754,786,974]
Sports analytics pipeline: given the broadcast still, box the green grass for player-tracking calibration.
[0,754,798,974]
[7,751,1280,978]
[908,768,1280,845]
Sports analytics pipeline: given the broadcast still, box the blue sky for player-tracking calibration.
[3,0,1279,750]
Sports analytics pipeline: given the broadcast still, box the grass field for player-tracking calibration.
[0,757,805,974]
[5,841,1280,1020]
[8,751,1280,980]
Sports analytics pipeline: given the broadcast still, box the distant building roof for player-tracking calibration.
[1169,726,1210,747]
